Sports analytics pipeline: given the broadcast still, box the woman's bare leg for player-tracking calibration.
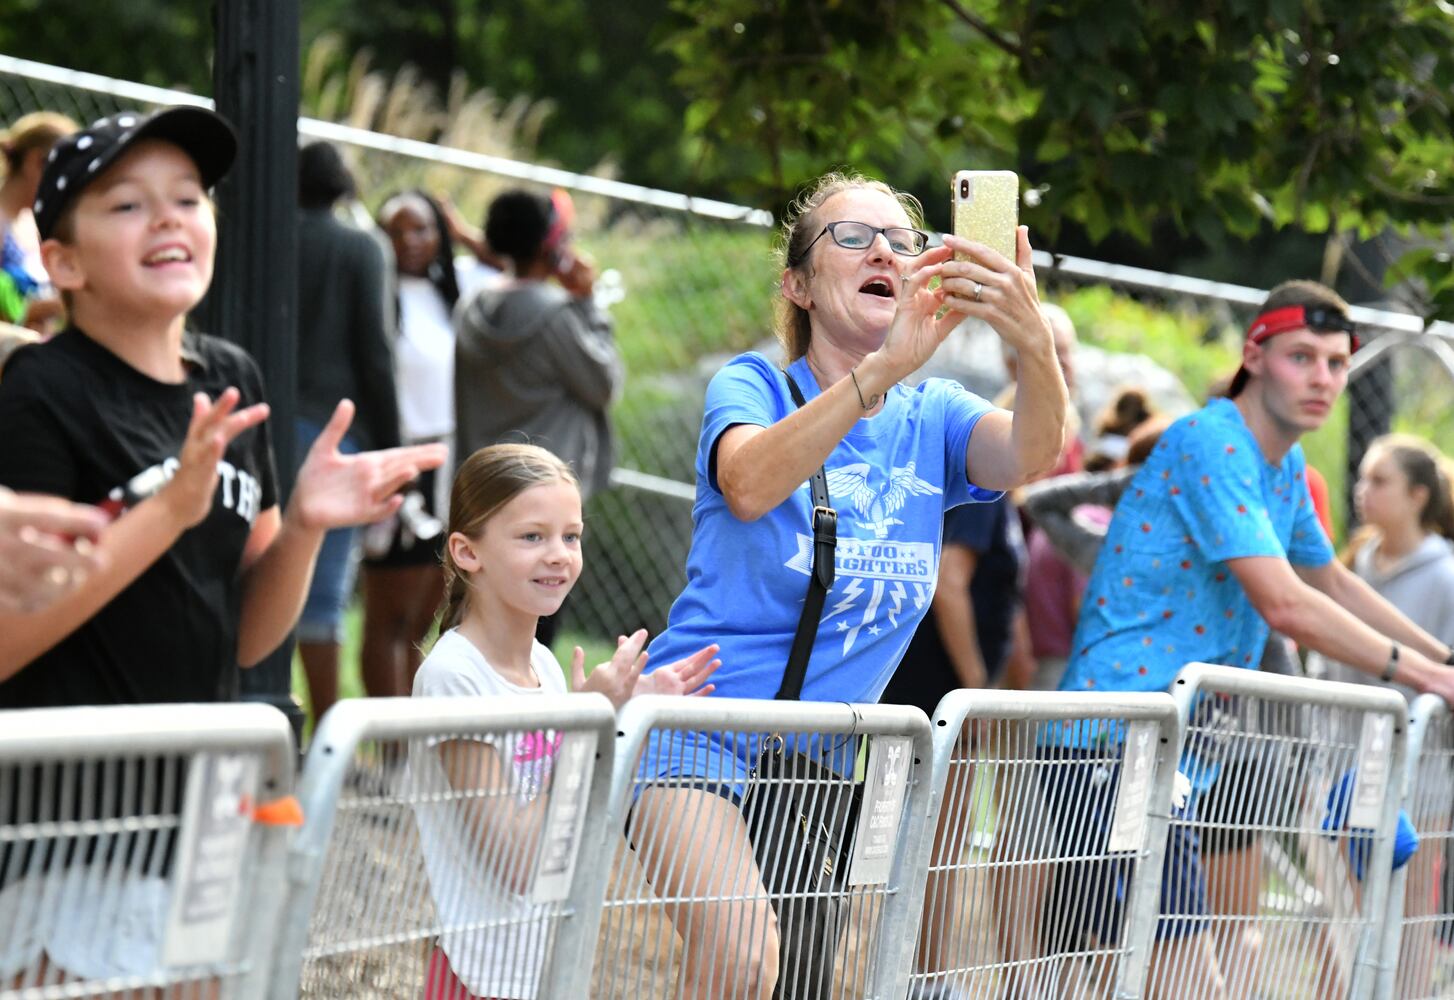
[631,787,780,1000]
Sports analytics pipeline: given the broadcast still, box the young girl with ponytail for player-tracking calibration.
[411,443,719,1000]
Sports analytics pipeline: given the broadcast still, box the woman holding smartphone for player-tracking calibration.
[627,171,1067,999]
[453,187,623,647]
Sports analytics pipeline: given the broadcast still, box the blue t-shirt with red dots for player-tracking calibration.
[1058,397,1333,699]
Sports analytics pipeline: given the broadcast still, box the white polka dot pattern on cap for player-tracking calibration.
[89,158,103,173]
[76,135,93,151]
[118,115,137,127]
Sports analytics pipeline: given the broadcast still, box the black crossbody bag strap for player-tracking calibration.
[776,371,836,701]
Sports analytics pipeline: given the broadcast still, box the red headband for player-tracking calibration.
[1246,305,1359,352]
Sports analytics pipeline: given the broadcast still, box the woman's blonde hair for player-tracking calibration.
[440,443,580,631]
[773,171,925,362]
[2,112,78,177]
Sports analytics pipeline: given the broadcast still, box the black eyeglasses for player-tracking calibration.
[791,221,932,265]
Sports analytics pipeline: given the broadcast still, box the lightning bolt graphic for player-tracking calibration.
[912,583,929,610]
[885,581,907,626]
[830,576,865,619]
[842,580,886,654]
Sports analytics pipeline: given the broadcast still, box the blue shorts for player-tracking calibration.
[295,417,361,644]
[632,729,859,805]
[1037,745,1208,944]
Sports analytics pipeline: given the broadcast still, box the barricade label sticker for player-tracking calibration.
[1349,713,1394,829]
[848,735,912,886]
[162,752,258,967]
[1107,720,1157,854]
[531,730,596,904]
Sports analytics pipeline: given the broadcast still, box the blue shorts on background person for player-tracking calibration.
[294,416,361,644]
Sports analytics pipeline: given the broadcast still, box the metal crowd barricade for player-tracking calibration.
[551,695,933,999]
[1157,663,1407,999]
[270,694,617,1000]
[0,703,296,1000]
[891,689,1180,1000]
[1378,693,1454,999]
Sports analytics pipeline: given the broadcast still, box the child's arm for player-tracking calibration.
[235,400,446,666]
[0,390,269,679]
[435,738,550,896]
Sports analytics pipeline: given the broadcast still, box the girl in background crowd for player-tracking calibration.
[362,192,497,699]
[1318,433,1454,690]
[1309,433,1454,997]
[410,443,719,1000]
[0,112,76,334]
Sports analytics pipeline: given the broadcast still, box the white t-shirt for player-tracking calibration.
[394,259,496,441]
[409,628,566,999]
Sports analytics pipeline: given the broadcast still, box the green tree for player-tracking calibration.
[300,0,699,192]
[665,0,1454,314]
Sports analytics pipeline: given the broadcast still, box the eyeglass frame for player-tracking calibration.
[789,220,933,267]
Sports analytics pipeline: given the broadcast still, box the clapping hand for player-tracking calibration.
[570,628,650,710]
[633,641,720,698]
[288,399,448,532]
[158,388,270,529]
[0,488,109,612]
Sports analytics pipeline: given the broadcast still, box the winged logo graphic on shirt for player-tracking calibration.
[826,462,943,538]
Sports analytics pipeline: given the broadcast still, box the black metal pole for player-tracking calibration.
[208,0,304,734]
[1346,352,1394,528]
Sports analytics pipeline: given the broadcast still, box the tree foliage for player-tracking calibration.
[666,0,1454,314]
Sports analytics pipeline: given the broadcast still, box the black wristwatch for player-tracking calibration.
[1381,643,1401,683]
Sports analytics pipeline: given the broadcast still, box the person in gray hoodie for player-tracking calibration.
[1310,433,1454,695]
[454,188,623,643]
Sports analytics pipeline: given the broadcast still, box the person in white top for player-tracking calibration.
[411,443,721,999]
[362,192,500,700]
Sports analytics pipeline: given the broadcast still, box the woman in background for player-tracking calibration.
[361,192,497,698]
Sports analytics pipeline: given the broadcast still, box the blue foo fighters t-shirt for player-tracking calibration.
[645,351,1000,705]
[1059,397,1334,700]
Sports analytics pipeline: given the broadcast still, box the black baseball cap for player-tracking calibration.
[33,106,238,241]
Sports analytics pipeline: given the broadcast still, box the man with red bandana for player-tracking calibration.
[1051,279,1454,998]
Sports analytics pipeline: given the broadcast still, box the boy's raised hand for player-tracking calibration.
[633,642,720,698]
[288,399,448,532]
[570,628,649,710]
[159,388,270,528]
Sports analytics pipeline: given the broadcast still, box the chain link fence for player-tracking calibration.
[6,54,1453,647]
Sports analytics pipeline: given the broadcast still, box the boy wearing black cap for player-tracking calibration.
[1050,279,1454,997]
[0,108,444,984]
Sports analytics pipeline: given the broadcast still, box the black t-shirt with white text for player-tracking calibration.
[0,327,279,708]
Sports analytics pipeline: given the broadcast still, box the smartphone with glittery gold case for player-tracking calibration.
[952,170,1019,264]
